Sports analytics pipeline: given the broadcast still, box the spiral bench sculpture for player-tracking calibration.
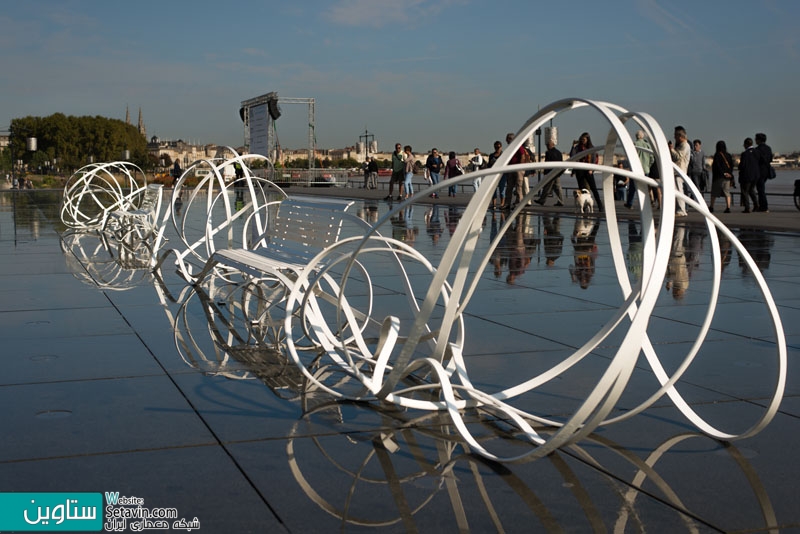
[60,161,148,230]
[280,98,787,462]
[152,148,287,277]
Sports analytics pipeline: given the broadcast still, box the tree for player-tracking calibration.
[8,114,148,173]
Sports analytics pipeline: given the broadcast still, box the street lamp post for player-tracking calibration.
[359,129,375,162]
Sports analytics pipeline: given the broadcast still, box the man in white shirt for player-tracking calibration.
[469,148,484,191]
[671,126,690,216]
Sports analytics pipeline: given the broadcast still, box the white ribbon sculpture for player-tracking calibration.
[60,161,148,229]
[280,98,786,462]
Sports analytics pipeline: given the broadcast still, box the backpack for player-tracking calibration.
[519,147,531,164]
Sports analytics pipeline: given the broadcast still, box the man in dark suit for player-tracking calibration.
[754,132,773,212]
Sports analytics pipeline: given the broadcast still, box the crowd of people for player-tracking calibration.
[376,127,775,215]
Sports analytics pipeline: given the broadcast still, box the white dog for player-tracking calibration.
[573,188,594,214]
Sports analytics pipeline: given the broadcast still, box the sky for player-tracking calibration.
[1,0,799,155]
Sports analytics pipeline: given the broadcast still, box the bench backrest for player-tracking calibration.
[138,183,163,213]
[264,196,355,261]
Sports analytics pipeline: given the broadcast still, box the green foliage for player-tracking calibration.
[8,114,148,172]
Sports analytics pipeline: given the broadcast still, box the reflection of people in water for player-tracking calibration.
[445,206,461,237]
[424,205,442,245]
[625,221,643,282]
[665,225,689,300]
[569,218,599,289]
[173,195,183,217]
[357,200,380,225]
[489,211,506,279]
[404,205,419,243]
[542,215,563,267]
[684,227,705,280]
[506,213,537,284]
[737,229,773,274]
[717,229,732,273]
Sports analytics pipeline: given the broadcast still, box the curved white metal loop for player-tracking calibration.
[152,148,287,279]
[60,161,147,229]
[276,98,786,462]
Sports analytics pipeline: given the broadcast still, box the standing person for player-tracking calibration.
[425,148,444,199]
[367,157,379,189]
[709,140,734,213]
[626,130,655,209]
[570,132,603,211]
[385,143,405,201]
[535,139,565,206]
[670,126,690,216]
[172,160,183,187]
[688,139,706,196]
[738,137,760,213]
[487,141,503,209]
[442,151,463,197]
[613,161,628,201]
[754,133,773,212]
[403,145,415,200]
[470,148,484,192]
[504,132,529,209]
[520,141,534,205]
[362,159,370,189]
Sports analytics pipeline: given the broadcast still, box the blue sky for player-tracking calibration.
[1,0,798,154]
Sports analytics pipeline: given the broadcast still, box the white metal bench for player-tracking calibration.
[190,195,360,288]
[103,183,164,240]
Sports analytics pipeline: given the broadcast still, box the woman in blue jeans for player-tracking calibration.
[403,145,414,199]
[443,151,463,197]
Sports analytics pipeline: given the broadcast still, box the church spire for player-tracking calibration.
[138,107,146,138]
[125,105,130,125]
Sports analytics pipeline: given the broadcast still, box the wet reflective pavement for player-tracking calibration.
[1,190,799,532]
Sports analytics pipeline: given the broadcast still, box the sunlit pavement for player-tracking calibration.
[1,189,799,532]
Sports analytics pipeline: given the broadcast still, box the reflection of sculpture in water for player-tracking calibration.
[665,225,689,300]
[285,394,780,532]
[569,218,599,289]
[542,215,563,267]
[61,229,156,291]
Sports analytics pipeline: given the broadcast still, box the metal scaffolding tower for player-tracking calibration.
[240,93,315,169]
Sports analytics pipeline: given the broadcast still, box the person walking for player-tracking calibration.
[504,132,530,209]
[442,151,463,197]
[754,133,773,212]
[670,126,690,216]
[425,148,444,199]
[570,132,603,211]
[535,139,565,206]
[367,157,378,189]
[403,145,415,199]
[626,130,655,209]
[470,148,484,192]
[385,143,405,201]
[487,141,503,209]
[362,159,370,189]
[688,139,706,196]
[738,138,759,213]
[709,140,734,214]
